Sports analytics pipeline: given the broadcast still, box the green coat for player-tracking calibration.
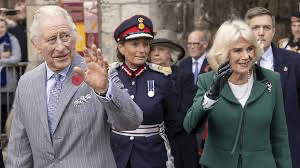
[183,65,292,168]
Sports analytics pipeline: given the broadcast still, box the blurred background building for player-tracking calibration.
[0,0,299,65]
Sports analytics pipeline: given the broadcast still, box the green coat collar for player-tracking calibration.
[220,65,270,105]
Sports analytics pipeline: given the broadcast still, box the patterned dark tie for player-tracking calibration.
[194,61,199,85]
[47,74,63,136]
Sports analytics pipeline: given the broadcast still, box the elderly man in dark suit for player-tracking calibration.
[245,7,300,168]
[179,30,210,88]
[6,5,143,168]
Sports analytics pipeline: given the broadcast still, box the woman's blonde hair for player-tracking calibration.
[208,19,263,72]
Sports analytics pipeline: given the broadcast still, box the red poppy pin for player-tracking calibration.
[72,72,84,86]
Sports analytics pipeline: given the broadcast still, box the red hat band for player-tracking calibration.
[118,26,152,40]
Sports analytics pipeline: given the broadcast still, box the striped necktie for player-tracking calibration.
[47,74,63,136]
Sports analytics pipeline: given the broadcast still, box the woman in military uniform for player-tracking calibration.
[110,15,177,168]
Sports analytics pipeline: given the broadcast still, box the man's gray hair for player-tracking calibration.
[189,29,211,43]
[244,7,276,28]
[30,5,77,42]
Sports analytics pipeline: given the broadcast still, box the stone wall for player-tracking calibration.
[193,0,300,45]
[100,0,150,63]
[5,0,299,67]
[99,0,194,63]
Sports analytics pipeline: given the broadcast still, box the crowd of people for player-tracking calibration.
[0,3,299,168]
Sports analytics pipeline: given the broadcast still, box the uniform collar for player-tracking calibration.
[122,63,146,78]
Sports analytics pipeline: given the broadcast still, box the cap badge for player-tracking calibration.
[138,17,145,30]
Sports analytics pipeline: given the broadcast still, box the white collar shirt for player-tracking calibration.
[46,63,70,102]
[259,47,274,71]
[192,52,207,74]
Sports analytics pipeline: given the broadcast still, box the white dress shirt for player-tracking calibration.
[46,64,69,103]
[259,47,274,71]
[192,52,207,74]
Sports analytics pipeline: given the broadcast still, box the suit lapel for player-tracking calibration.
[200,58,208,74]
[272,43,283,72]
[246,80,267,105]
[186,57,193,74]
[35,63,52,142]
[271,44,288,90]
[220,83,240,104]
[247,66,268,105]
[52,54,85,134]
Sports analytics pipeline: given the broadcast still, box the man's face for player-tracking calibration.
[149,45,171,67]
[36,16,76,73]
[187,31,208,59]
[291,22,300,39]
[14,2,26,20]
[248,15,275,49]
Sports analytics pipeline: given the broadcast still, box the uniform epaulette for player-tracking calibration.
[109,62,123,70]
[278,38,289,48]
[147,63,172,76]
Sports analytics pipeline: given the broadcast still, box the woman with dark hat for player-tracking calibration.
[149,30,199,168]
[110,15,177,168]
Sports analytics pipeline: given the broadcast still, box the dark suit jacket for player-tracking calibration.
[172,57,209,168]
[0,147,4,168]
[179,56,209,89]
[171,65,194,133]
[170,65,199,168]
[272,43,300,168]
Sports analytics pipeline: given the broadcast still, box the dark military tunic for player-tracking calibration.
[110,63,177,168]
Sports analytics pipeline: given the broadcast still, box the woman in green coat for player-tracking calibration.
[183,20,292,168]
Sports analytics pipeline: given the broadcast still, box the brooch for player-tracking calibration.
[266,81,272,93]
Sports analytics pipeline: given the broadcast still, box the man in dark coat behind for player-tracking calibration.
[245,7,300,168]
